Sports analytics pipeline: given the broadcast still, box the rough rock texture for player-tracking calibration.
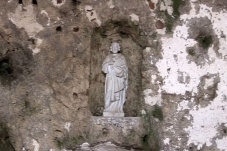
[0,0,226,151]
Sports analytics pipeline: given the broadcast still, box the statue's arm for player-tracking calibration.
[115,56,128,77]
[102,56,113,73]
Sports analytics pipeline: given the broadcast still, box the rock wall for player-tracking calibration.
[0,0,226,151]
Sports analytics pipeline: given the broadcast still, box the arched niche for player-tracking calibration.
[89,20,147,117]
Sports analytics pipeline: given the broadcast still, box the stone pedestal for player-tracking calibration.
[89,116,145,148]
[103,112,124,117]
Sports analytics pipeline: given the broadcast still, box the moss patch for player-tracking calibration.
[141,110,161,151]
[196,34,213,49]
[0,121,15,151]
[0,57,14,85]
[165,11,174,33]
[55,135,84,149]
[71,0,81,5]
[164,0,184,33]
[187,48,196,56]
[173,0,183,17]
[152,105,163,121]
[23,99,40,116]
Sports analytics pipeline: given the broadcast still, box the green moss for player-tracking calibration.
[141,110,161,151]
[55,135,84,149]
[0,58,14,85]
[165,11,174,33]
[71,0,81,5]
[187,48,196,56]
[152,105,163,121]
[173,0,183,17]
[0,121,15,151]
[24,99,30,108]
[196,35,213,49]
[142,134,150,151]
[164,0,184,33]
[23,99,40,116]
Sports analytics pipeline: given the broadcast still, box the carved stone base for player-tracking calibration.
[103,112,124,117]
[89,116,145,148]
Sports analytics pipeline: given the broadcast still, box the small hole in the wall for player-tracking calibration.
[0,58,13,75]
[73,93,78,99]
[72,0,81,5]
[56,26,62,31]
[32,0,37,5]
[57,0,62,4]
[223,129,227,134]
[28,38,36,44]
[19,0,23,4]
[73,27,79,32]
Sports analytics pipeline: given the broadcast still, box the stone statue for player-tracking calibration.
[102,42,128,117]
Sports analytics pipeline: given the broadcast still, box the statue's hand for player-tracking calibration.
[110,65,114,70]
[108,65,114,72]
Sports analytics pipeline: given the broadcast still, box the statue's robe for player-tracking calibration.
[102,53,128,113]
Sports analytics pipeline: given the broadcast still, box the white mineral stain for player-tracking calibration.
[41,10,50,26]
[64,122,71,132]
[32,139,40,151]
[157,1,227,150]
[164,138,170,145]
[129,13,139,22]
[144,89,162,106]
[107,0,115,9]
[204,77,214,89]
[151,75,157,84]
[8,5,43,55]
[8,5,43,37]
[160,0,173,16]
[29,38,43,55]
[216,137,227,150]
[85,5,101,26]
[177,100,190,111]
[141,109,146,115]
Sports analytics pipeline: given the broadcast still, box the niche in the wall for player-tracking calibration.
[89,20,147,117]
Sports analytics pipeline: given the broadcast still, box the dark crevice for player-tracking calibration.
[0,121,15,151]
[72,0,81,5]
[19,0,23,4]
[57,0,62,4]
[0,58,13,75]
[32,0,37,5]
[56,26,62,32]
[73,27,79,32]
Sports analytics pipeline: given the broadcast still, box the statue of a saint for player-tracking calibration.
[102,42,128,117]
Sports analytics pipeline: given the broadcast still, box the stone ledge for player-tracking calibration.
[103,112,124,117]
[89,116,145,148]
[91,116,141,127]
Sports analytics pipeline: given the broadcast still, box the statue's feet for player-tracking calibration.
[103,111,124,117]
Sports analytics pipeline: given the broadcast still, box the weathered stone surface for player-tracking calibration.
[0,0,226,151]
[89,116,145,149]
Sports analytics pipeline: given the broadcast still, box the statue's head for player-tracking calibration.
[110,42,120,54]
